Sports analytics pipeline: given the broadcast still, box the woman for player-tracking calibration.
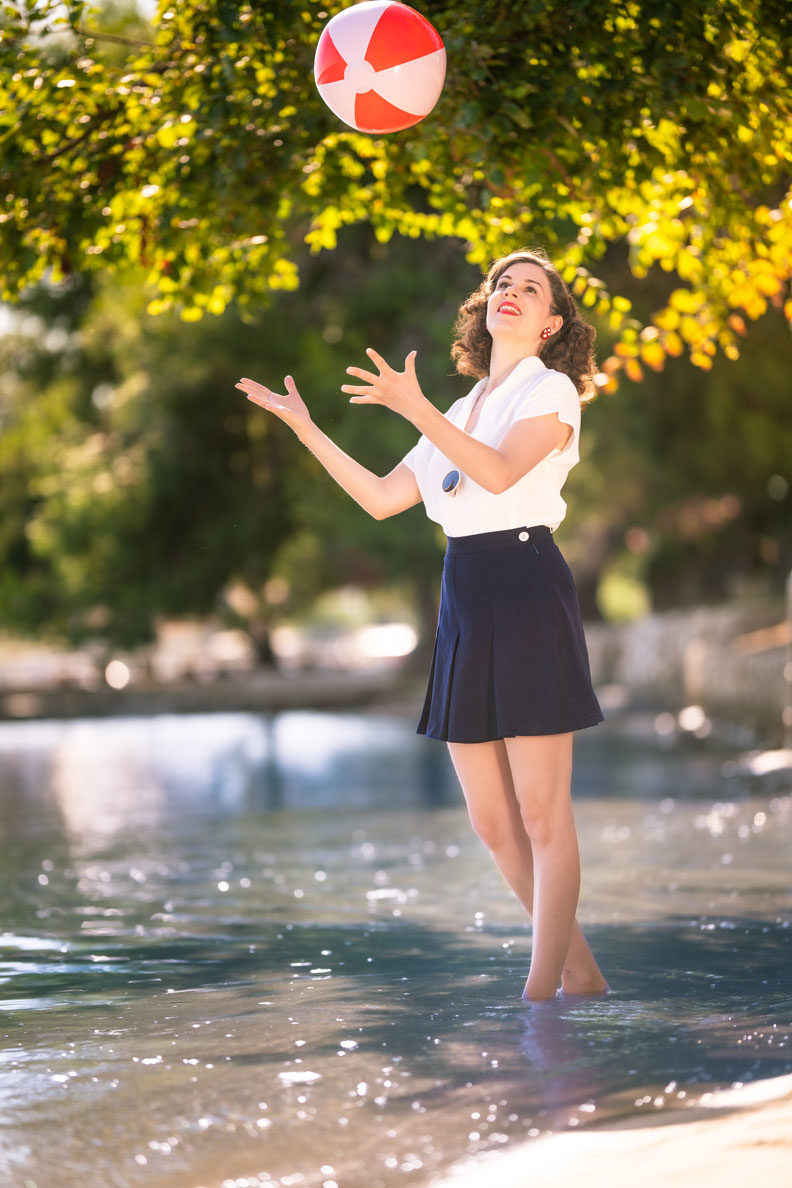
[236,247,608,1001]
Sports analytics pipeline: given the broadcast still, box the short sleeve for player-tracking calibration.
[511,371,581,466]
[401,440,421,472]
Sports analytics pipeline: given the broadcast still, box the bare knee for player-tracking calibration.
[518,804,554,849]
[449,739,521,856]
[517,787,572,849]
[467,807,513,854]
[504,734,575,849]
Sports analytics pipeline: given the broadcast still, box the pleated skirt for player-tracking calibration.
[417,525,604,743]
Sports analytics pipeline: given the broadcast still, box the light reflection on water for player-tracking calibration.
[0,710,790,1188]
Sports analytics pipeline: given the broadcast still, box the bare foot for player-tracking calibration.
[560,971,610,996]
[521,976,560,1002]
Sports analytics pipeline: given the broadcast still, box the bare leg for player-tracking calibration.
[504,734,591,999]
[448,737,608,1000]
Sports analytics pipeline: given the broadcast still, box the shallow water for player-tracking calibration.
[0,710,789,1188]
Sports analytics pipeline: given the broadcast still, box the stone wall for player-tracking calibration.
[585,596,791,741]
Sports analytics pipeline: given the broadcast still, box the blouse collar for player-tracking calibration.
[490,354,547,394]
[466,354,547,408]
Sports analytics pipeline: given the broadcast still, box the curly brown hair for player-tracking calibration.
[450,248,598,403]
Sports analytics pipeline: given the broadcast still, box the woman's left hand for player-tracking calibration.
[341,348,426,423]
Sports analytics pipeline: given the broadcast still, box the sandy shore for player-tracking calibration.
[432,1073,792,1188]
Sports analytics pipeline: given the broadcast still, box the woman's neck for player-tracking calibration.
[487,342,539,393]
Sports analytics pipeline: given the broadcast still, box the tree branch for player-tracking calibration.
[77,26,154,50]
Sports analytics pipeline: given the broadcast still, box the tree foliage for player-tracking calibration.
[0,274,302,647]
[1,0,790,385]
[0,233,477,648]
[568,303,792,612]
[1,0,791,652]
[2,231,789,652]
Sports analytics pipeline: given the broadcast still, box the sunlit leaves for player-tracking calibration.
[1,0,791,380]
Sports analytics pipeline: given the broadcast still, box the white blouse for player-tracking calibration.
[401,355,582,537]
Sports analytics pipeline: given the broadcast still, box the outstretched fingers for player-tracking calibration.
[340,347,420,408]
[341,361,380,403]
[343,365,379,385]
[236,375,300,414]
[363,346,390,372]
[236,377,275,406]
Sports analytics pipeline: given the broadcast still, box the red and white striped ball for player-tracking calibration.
[314,1,446,134]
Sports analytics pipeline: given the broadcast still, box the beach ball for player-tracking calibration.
[314,1,446,134]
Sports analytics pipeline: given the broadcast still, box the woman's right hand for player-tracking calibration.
[236,375,313,437]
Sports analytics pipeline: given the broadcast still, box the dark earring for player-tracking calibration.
[541,327,553,340]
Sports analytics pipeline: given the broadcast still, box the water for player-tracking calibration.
[0,709,789,1188]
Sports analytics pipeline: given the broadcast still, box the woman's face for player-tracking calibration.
[485,260,561,350]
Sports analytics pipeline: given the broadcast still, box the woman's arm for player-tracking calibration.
[236,375,421,520]
[411,400,569,494]
[342,349,570,495]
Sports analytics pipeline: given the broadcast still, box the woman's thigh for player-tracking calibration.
[503,733,575,841]
[447,739,524,850]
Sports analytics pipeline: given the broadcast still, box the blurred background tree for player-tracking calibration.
[0,0,790,658]
[0,231,480,654]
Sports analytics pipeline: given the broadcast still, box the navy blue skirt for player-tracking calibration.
[418,525,604,743]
